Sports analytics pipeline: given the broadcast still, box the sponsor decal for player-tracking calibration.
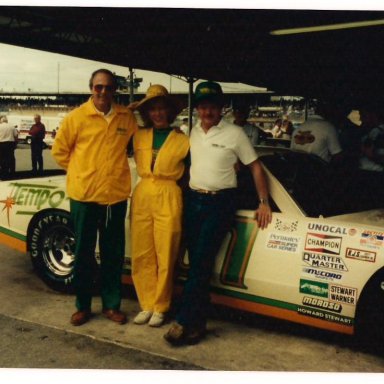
[294,130,315,145]
[0,182,67,226]
[360,230,384,250]
[266,233,300,252]
[346,247,376,263]
[329,284,357,305]
[0,196,15,226]
[302,296,342,313]
[297,306,353,325]
[300,279,328,298]
[302,252,348,271]
[274,218,298,232]
[307,223,348,235]
[116,127,128,135]
[302,267,343,281]
[305,233,342,255]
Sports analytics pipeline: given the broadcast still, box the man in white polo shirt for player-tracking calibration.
[164,81,272,346]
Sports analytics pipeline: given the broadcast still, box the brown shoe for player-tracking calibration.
[70,310,91,326]
[102,309,127,324]
[163,322,187,346]
[186,327,206,345]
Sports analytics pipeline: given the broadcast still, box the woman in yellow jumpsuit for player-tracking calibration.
[131,85,189,327]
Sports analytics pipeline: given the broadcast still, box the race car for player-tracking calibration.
[0,148,383,340]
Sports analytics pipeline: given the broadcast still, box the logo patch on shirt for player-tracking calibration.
[116,127,127,135]
[211,143,226,148]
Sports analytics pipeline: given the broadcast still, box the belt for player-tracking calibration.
[191,188,236,195]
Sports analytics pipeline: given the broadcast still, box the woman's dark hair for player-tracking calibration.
[139,97,178,128]
[89,68,118,90]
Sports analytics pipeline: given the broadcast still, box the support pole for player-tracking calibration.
[129,67,134,104]
[187,77,195,133]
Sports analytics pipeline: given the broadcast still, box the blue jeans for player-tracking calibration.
[176,189,236,330]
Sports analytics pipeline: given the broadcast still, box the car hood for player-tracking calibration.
[327,209,384,227]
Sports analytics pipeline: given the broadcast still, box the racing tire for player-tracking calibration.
[355,269,384,344]
[28,209,76,293]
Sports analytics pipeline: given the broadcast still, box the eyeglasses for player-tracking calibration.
[93,84,115,93]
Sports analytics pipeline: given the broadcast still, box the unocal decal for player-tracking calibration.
[307,223,349,235]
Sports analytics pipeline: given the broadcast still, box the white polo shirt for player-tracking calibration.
[290,114,342,162]
[0,122,17,142]
[189,119,258,191]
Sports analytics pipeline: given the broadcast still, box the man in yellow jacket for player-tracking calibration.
[52,69,137,326]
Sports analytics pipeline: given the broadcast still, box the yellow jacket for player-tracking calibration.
[134,128,189,181]
[52,98,137,204]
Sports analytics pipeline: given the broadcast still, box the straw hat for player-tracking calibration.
[134,84,183,115]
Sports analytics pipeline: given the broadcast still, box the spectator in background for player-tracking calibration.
[359,107,384,171]
[233,105,259,146]
[0,116,18,179]
[29,114,46,175]
[291,101,342,163]
[271,118,283,138]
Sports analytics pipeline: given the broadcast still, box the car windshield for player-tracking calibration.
[260,152,384,217]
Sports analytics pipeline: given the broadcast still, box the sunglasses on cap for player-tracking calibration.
[93,84,115,93]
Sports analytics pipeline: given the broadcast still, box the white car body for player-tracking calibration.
[0,150,383,337]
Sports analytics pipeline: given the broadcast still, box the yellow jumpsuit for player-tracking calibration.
[131,128,189,313]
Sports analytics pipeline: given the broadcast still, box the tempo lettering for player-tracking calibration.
[10,183,66,211]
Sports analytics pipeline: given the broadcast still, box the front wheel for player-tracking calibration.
[28,210,75,293]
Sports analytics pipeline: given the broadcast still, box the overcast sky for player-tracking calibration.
[0,42,192,94]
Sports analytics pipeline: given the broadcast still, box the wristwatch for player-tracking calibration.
[259,198,269,205]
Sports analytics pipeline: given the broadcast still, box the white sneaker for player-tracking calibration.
[148,312,165,327]
[133,311,153,325]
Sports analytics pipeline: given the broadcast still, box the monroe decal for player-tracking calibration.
[305,233,342,255]
[302,252,348,271]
